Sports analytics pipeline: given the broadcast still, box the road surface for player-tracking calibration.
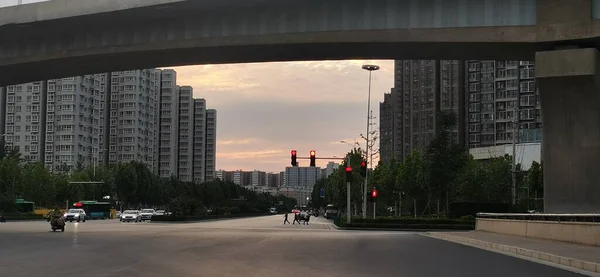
[0,215,588,277]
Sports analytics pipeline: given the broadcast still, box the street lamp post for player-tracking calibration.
[361,64,379,219]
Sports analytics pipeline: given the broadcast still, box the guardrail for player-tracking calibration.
[477,213,600,222]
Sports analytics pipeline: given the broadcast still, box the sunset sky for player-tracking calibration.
[171,60,394,172]
[0,0,395,173]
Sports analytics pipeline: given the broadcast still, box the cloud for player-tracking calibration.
[218,150,285,160]
[170,60,393,107]
[218,139,256,146]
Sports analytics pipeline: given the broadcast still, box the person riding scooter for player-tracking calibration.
[48,207,63,224]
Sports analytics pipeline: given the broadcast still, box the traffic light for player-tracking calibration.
[372,187,378,199]
[360,160,367,177]
[345,165,353,181]
[309,150,316,167]
[291,150,297,167]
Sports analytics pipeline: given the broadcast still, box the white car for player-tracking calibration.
[155,210,166,216]
[120,210,141,222]
[139,209,156,221]
[64,209,86,222]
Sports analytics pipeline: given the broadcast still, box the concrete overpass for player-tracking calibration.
[1,0,600,213]
[2,0,600,85]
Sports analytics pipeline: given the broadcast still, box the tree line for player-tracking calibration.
[311,112,544,216]
[0,148,297,215]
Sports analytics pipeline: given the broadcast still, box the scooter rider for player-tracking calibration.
[49,207,62,223]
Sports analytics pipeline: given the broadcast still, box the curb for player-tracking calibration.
[422,232,600,275]
[331,223,470,232]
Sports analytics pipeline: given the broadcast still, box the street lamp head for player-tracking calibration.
[362,65,380,71]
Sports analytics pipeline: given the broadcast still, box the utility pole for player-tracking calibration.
[511,106,518,206]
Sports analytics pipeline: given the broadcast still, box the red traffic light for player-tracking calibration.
[74,202,83,207]
[361,161,366,167]
[345,166,353,172]
[291,150,297,156]
[372,188,378,198]
[310,150,316,157]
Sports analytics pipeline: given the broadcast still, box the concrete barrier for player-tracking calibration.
[476,218,600,246]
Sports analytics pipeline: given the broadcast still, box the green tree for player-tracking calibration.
[114,163,138,207]
[396,150,428,215]
[424,111,469,214]
[21,162,55,208]
[371,159,398,211]
[527,161,543,198]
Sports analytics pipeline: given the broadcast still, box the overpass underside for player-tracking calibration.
[1,0,600,212]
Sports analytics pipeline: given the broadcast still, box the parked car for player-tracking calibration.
[139,209,156,221]
[120,210,141,222]
[64,209,87,222]
[154,210,166,216]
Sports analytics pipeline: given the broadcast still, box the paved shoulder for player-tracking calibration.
[423,231,600,276]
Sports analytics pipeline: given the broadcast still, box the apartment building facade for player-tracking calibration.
[380,60,464,163]
[108,70,160,170]
[380,60,542,164]
[1,69,218,182]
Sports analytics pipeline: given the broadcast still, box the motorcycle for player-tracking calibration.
[50,217,65,232]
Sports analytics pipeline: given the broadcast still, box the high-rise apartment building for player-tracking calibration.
[380,60,464,163]
[204,109,217,181]
[157,69,180,178]
[465,60,542,148]
[380,60,542,164]
[1,69,218,181]
[108,70,160,169]
[45,75,106,172]
[192,98,207,183]
[4,81,46,163]
[177,86,195,182]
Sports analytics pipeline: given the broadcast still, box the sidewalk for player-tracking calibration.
[422,231,600,275]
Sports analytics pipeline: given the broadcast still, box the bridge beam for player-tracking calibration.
[536,0,592,24]
[536,48,600,213]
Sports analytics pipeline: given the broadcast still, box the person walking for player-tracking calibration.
[283,212,290,224]
[292,212,300,225]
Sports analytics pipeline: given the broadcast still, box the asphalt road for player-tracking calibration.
[0,215,588,277]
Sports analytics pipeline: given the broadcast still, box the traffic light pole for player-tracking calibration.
[295,157,346,160]
[373,202,376,219]
[346,181,351,224]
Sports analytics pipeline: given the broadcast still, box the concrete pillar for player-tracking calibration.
[535,48,600,213]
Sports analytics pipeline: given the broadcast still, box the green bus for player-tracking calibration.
[73,201,110,219]
[15,199,35,213]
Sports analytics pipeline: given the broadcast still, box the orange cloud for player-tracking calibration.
[218,139,255,146]
[218,150,285,160]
